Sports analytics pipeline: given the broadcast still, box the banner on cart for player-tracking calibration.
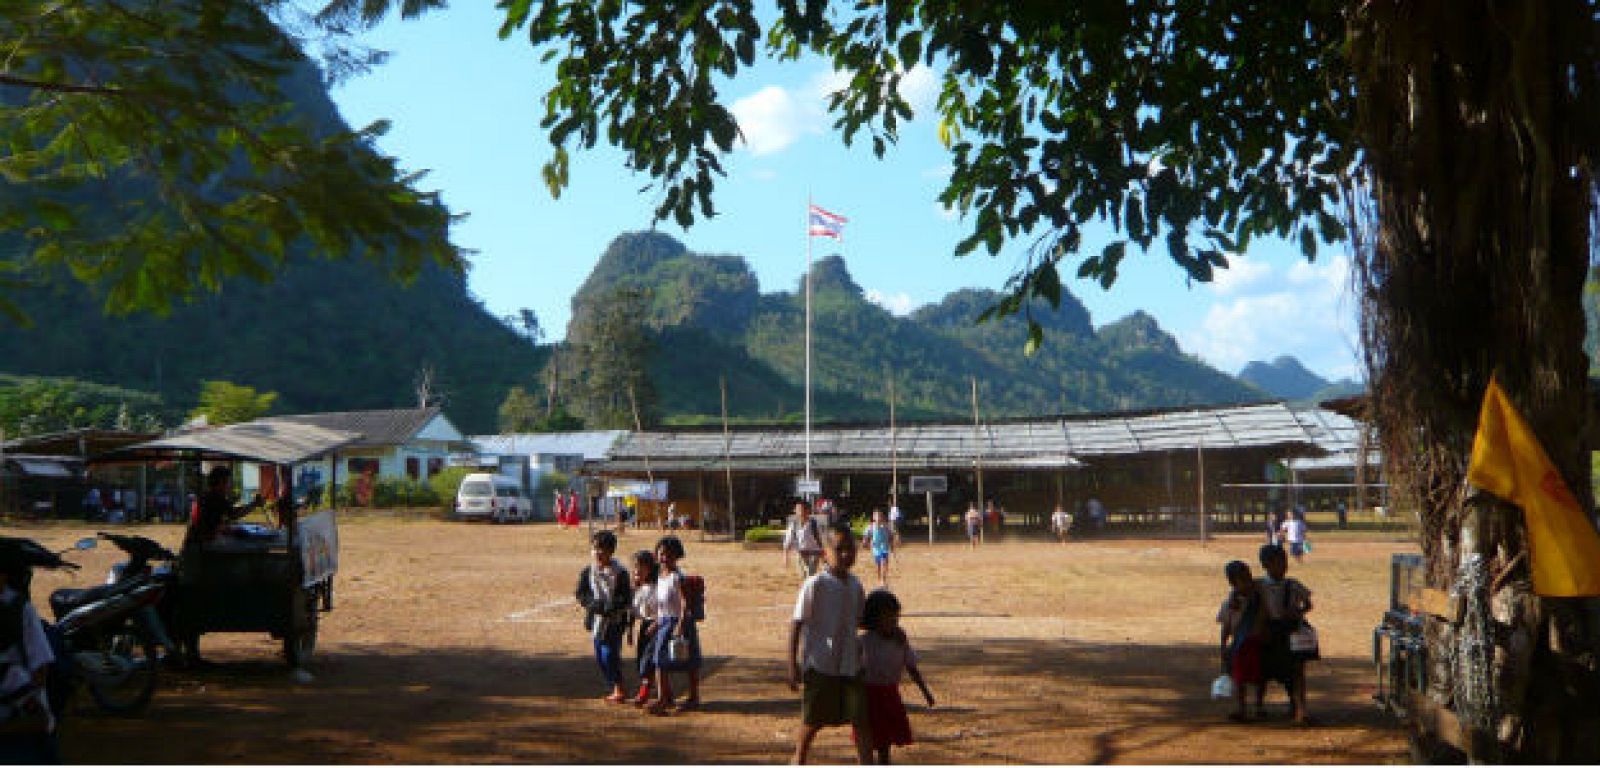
[298,510,340,587]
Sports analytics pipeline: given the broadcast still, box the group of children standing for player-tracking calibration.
[1216,543,1316,724]
[576,531,701,715]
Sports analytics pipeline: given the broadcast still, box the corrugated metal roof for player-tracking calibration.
[262,408,445,447]
[598,402,1319,474]
[1289,408,1379,472]
[470,431,627,461]
[109,421,362,465]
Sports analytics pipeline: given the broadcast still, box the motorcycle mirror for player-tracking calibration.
[74,537,98,550]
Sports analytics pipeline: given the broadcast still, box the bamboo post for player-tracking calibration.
[720,375,736,540]
[971,376,985,543]
[888,366,898,510]
[627,384,657,529]
[1198,440,1208,545]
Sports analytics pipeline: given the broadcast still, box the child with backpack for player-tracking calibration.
[858,589,935,764]
[575,530,632,703]
[628,550,659,707]
[647,535,702,714]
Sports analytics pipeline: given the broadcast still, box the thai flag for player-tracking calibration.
[808,204,848,240]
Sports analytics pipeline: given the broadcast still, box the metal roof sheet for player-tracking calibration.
[470,431,627,461]
[262,408,447,447]
[108,421,362,465]
[599,402,1321,473]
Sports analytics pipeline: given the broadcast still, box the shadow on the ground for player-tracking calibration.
[60,636,1403,764]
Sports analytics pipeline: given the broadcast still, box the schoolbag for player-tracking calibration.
[682,574,706,621]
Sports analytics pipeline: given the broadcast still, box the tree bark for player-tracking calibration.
[1349,1,1600,761]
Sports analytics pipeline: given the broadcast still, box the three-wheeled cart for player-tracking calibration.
[103,421,358,667]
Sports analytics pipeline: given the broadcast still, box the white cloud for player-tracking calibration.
[899,66,939,114]
[1176,255,1361,380]
[867,288,918,316]
[729,85,819,156]
[729,66,941,157]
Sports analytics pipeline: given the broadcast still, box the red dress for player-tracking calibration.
[858,631,918,749]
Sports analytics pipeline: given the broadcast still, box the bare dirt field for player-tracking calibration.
[16,519,1412,764]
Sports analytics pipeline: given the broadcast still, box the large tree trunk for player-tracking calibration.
[1349,1,1600,761]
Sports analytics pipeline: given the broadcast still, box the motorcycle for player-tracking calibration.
[44,537,168,715]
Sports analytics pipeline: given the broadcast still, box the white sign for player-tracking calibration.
[297,511,339,587]
[909,475,948,494]
[795,477,822,496]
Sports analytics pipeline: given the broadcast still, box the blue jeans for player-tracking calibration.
[593,626,625,688]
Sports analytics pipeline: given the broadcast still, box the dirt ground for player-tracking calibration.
[15,519,1412,764]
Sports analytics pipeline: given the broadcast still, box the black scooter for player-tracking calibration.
[44,537,168,714]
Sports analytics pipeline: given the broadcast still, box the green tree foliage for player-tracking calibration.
[0,0,461,321]
[191,380,277,425]
[0,374,168,437]
[498,385,583,432]
[428,466,475,510]
[558,285,657,429]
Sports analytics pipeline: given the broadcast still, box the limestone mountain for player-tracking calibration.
[1239,355,1362,403]
[569,232,1267,423]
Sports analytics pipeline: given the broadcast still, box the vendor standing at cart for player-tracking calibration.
[184,466,259,549]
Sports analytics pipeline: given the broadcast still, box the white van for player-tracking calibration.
[455,473,532,523]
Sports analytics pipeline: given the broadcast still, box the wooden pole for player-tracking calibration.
[1198,440,1208,545]
[627,384,657,529]
[720,375,736,540]
[888,366,899,510]
[971,376,985,543]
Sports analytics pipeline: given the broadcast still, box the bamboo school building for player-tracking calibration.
[579,400,1380,536]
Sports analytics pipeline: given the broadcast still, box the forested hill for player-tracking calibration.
[574,231,1267,423]
[0,55,543,434]
[0,258,543,435]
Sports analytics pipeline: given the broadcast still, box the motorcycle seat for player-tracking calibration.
[49,583,125,617]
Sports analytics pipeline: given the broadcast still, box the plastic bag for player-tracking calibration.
[1210,674,1235,699]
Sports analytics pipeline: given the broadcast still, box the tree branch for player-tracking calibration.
[0,73,126,96]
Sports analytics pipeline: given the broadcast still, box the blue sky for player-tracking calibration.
[327,5,1362,381]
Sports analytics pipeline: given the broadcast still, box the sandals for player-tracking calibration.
[645,701,673,716]
[603,692,628,704]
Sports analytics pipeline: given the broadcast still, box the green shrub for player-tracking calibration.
[429,466,477,509]
[743,525,783,544]
[372,477,438,508]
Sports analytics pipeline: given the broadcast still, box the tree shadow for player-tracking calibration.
[59,637,1404,764]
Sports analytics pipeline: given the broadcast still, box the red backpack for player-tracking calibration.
[681,574,706,621]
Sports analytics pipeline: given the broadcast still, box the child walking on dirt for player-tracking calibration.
[858,589,935,764]
[1257,544,1314,723]
[648,536,701,714]
[788,523,872,764]
[629,550,659,706]
[1217,560,1267,721]
[575,530,632,703]
[861,509,894,587]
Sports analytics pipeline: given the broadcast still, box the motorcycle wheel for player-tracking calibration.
[85,624,159,715]
[283,591,319,668]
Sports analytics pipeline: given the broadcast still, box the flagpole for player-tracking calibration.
[804,192,814,498]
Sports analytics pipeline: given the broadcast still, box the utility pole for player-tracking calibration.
[971,376,985,543]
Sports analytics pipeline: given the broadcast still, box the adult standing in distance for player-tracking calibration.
[783,500,825,578]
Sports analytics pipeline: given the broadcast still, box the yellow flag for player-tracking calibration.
[1466,377,1600,597]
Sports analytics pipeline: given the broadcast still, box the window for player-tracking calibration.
[426,457,444,478]
[347,458,380,477]
[406,457,420,480]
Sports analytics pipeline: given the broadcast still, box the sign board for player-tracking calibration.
[909,475,947,494]
[297,511,339,587]
[606,479,667,501]
[795,477,822,496]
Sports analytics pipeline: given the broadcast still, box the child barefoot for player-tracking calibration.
[1217,560,1266,721]
[575,530,632,703]
[629,550,659,706]
[858,589,934,764]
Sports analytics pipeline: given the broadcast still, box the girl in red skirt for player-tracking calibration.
[857,590,935,764]
[1217,560,1267,721]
